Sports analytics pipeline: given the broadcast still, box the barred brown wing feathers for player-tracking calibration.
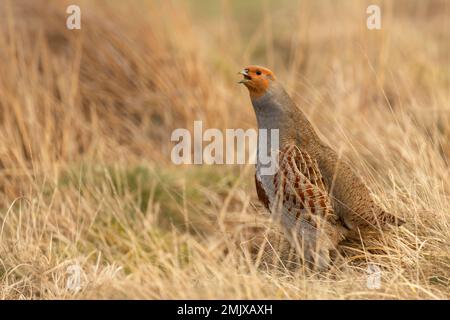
[276,145,339,226]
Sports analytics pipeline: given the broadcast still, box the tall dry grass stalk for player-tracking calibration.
[0,0,448,299]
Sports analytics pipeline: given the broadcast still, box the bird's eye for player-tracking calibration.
[256,70,262,75]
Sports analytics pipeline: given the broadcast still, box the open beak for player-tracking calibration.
[238,69,251,84]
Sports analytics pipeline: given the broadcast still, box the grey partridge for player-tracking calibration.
[239,65,404,270]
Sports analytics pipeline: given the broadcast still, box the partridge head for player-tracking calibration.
[238,66,276,99]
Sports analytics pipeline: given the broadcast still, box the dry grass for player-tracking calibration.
[0,0,449,299]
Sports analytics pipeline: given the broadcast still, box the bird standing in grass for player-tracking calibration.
[239,65,404,270]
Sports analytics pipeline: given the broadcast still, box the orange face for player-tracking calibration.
[239,65,276,99]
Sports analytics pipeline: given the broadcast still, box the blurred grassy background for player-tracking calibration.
[0,0,448,299]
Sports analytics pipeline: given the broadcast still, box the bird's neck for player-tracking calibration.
[252,91,284,131]
[251,82,319,149]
